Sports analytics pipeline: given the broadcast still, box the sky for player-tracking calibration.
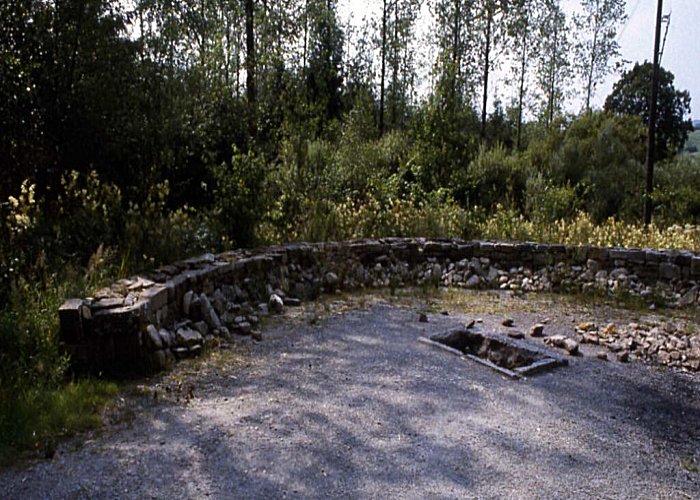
[338,0,700,120]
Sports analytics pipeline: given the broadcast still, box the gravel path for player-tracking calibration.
[2,297,699,499]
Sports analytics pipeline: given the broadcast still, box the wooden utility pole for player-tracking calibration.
[480,3,493,140]
[644,0,664,226]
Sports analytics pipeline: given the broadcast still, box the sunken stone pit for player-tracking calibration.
[58,238,700,376]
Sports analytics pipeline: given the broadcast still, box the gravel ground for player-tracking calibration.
[2,293,699,499]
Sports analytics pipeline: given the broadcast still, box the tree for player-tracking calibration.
[505,0,540,148]
[573,0,626,111]
[534,0,570,128]
[306,0,344,128]
[377,0,420,135]
[605,62,693,160]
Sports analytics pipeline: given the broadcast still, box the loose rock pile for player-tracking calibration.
[577,321,700,372]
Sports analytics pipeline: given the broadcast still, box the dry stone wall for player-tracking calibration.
[58,238,700,376]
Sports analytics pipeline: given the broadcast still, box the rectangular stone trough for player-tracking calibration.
[419,326,568,379]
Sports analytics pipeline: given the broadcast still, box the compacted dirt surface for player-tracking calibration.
[1,290,699,499]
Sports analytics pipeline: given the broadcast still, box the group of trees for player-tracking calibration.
[1,0,641,201]
[0,0,694,269]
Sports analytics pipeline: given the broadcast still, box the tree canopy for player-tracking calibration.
[604,62,693,160]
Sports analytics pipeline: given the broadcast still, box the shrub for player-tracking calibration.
[654,154,700,223]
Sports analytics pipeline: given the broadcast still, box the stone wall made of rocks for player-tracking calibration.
[58,238,700,376]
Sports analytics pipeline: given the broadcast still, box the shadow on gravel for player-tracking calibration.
[2,303,698,498]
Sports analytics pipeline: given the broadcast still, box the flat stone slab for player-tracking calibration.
[2,304,698,498]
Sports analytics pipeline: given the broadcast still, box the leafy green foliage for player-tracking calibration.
[605,62,693,160]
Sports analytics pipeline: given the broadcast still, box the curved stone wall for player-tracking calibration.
[58,238,700,376]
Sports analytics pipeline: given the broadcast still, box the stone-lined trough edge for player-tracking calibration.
[58,238,700,376]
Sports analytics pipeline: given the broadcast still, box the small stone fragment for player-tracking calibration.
[529,324,545,337]
[502,318,514,327]
[507,330,525,340]
[617,351,630,363]
[283,297,301,307]
[544,335,579,355]
[252,330,263,341]
[577,322,596,332]
[465,319,475,329]
[596,352,608,361]
[418,312,428,323]
[268,294,285,313]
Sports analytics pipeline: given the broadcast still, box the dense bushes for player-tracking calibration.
[4,105,700,462]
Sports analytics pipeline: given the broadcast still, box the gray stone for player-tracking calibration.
[659,262,681,280]
[92,298,125,311]
[182,290,195,316]
[239,322,252,335]
[158,328,173,348]
[212,288,227,315]
[269,294,285,313]
[544,335,579,355]
[324,272,339,288]
[200,294,222,330]
[586,259,601,274]
[678,286,699,307]
[464,274,481,289]
[176,327,203,347]
[192,321,209,336]
[145,324,163,350]
[188,295,203,321]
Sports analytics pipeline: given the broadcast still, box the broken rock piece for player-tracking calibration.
[544,335,580,356]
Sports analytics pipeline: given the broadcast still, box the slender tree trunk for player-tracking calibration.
[585,26,598,111]
[390,0,399,128]
[224,7,231,88]
[452,0,461,96]
[245,0,256,139]
[379,0,387,136]
[547,26,559,128]
[480,3,493,140]
[517,28,528,150]
[302,0,309,107]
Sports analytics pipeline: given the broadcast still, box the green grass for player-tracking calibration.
[0,268,121,466]
[0,379,118,464]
